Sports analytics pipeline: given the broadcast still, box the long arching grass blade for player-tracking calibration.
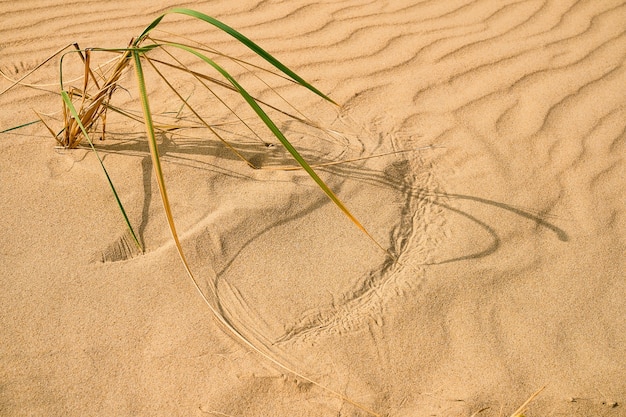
[131,51,188,266]
[136,8,337,105]
[60,90,142,251]
[132,48,381,417]
[133,48,292,368]
[158,42,383,248]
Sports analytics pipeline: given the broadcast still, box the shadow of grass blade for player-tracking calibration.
[60,90,142,252]
[136,8,336,105]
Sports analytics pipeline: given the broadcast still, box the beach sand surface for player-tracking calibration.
[1,1,624,416]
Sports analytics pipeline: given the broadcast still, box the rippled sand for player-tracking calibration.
[1,1,624,416]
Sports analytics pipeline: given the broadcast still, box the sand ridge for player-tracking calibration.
[1,0,625,416]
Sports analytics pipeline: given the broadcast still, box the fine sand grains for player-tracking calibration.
[1,1,625,416]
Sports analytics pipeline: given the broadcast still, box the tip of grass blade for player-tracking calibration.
[0,120,41,133]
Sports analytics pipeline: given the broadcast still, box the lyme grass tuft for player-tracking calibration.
[0,8,384,416]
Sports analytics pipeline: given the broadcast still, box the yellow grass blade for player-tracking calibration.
[510,386,546,417]
[132,46,381,417]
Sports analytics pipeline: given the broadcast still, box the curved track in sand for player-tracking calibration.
[1,1,624,416]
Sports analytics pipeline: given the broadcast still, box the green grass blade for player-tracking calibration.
[136,8,337,105]
[158,42,378,244]
[60,90,142,251]
[0,120,40,133]
[134,16,165,45]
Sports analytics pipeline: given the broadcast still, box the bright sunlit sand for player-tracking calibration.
[1,1,624,416]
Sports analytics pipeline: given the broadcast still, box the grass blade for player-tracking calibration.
[136,8,337,105]
[158,42,382,247]
[131,50,191,271]
[0,43,76,95]
[0,120,41,133]
[60,90,142,251]
[510,386,546,417]
[133,48,381,417]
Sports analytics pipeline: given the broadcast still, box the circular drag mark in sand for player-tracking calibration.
[196,100,450,347]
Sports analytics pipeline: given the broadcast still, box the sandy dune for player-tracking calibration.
[1,1,625,416]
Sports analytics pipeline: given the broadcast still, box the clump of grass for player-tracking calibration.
[1,8,383,416]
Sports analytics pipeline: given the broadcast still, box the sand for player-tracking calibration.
[1,1,625,416]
